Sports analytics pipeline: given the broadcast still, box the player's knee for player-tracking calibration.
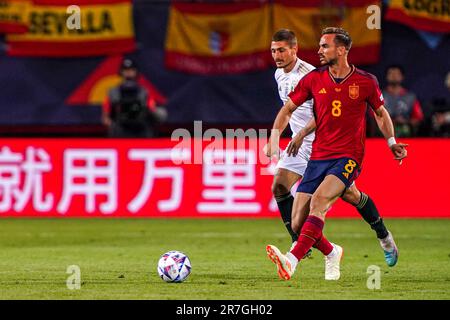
[310,194,330,217]
[310,193,329,206]
[342,187,361,206]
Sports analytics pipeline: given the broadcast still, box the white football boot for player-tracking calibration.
[266,245,296,280]
[324,243,344,280]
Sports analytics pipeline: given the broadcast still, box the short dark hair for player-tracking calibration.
[321,27,352,51]
[272,29,297,47]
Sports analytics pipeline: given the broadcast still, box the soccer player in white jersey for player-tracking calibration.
[268,29,398,270]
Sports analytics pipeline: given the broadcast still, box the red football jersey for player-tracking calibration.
[288,65,384,164]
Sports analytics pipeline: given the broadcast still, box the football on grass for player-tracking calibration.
[157,251,191,283]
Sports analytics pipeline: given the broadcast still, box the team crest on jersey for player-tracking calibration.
[349,84,359,99]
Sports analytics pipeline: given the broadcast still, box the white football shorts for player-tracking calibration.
[275,144,310,177]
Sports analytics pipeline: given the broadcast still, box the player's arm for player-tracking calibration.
[265,98,299,159]
[373,106,408,162]
[286,117,316,156]
[265,74,313,159]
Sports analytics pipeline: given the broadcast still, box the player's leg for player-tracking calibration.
[298,175,345,280]
[267,190,311,280]
[272,168,301,243]
[341,184,399,266]
[286,157,360,280]
[290,175,344,260]
[267,176,345,280]
[290,191,313,256]
[342,184,387,238]
[273,151,313,256]
[290,192,311,235]
[290,156,333,256]
[266,159,346,280]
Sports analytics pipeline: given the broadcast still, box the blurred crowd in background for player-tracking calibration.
[0,0,449,137]
[368,67,450,138]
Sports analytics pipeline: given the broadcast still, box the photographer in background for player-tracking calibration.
[102,59,167,138]
[382,65,424,137]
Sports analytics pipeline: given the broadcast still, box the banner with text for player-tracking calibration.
[6,0,136,57]
[0,138,448,218]
[385,0,450,33]
[0,0,30,34]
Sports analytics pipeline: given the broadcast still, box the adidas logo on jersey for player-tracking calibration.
[319,88,327,94]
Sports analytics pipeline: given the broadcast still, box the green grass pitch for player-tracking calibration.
[0,218,449,300]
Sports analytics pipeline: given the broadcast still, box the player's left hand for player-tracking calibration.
[263,141,280,161]
[390,143,408,164]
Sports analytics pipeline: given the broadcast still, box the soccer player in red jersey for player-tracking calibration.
[265,27,408,281]
[269,29,401,271]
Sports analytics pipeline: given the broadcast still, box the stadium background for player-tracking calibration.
[0,0,449,133]
[0,0,448,218]
[0,0,449,301]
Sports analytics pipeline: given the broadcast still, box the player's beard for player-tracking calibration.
[321,56,338,66]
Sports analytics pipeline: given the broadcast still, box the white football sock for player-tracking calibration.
[379,232,394,251]
[326,245,337,258]
[286,252,298,270]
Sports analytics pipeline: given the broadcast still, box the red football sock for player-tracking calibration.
[313,234,334,256]
[290,216,325,260]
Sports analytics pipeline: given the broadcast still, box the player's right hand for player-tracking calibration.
[286,133,304,157]
[390,143,408,163]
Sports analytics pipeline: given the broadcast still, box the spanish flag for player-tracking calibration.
[6,0,136,57]
[165,2,272,75]
[273,0,381,66]
[385,0,450,33]
[0,0,30,34]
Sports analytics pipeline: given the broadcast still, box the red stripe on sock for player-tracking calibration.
[314,235,333,256]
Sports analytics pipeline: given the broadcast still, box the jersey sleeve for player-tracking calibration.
[366,75,384,111]
[288,72,313,106]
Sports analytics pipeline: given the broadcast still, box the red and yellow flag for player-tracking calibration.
[6,0,136,57]
[165,2,272,75]
[385,0,450,33]
[0,0,30,34]
[66,56,167,107]
[273,0,381,65]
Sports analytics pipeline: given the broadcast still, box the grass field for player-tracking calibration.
[0,218,449,300]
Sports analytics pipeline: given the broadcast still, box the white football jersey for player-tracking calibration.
[274,58,315,144]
